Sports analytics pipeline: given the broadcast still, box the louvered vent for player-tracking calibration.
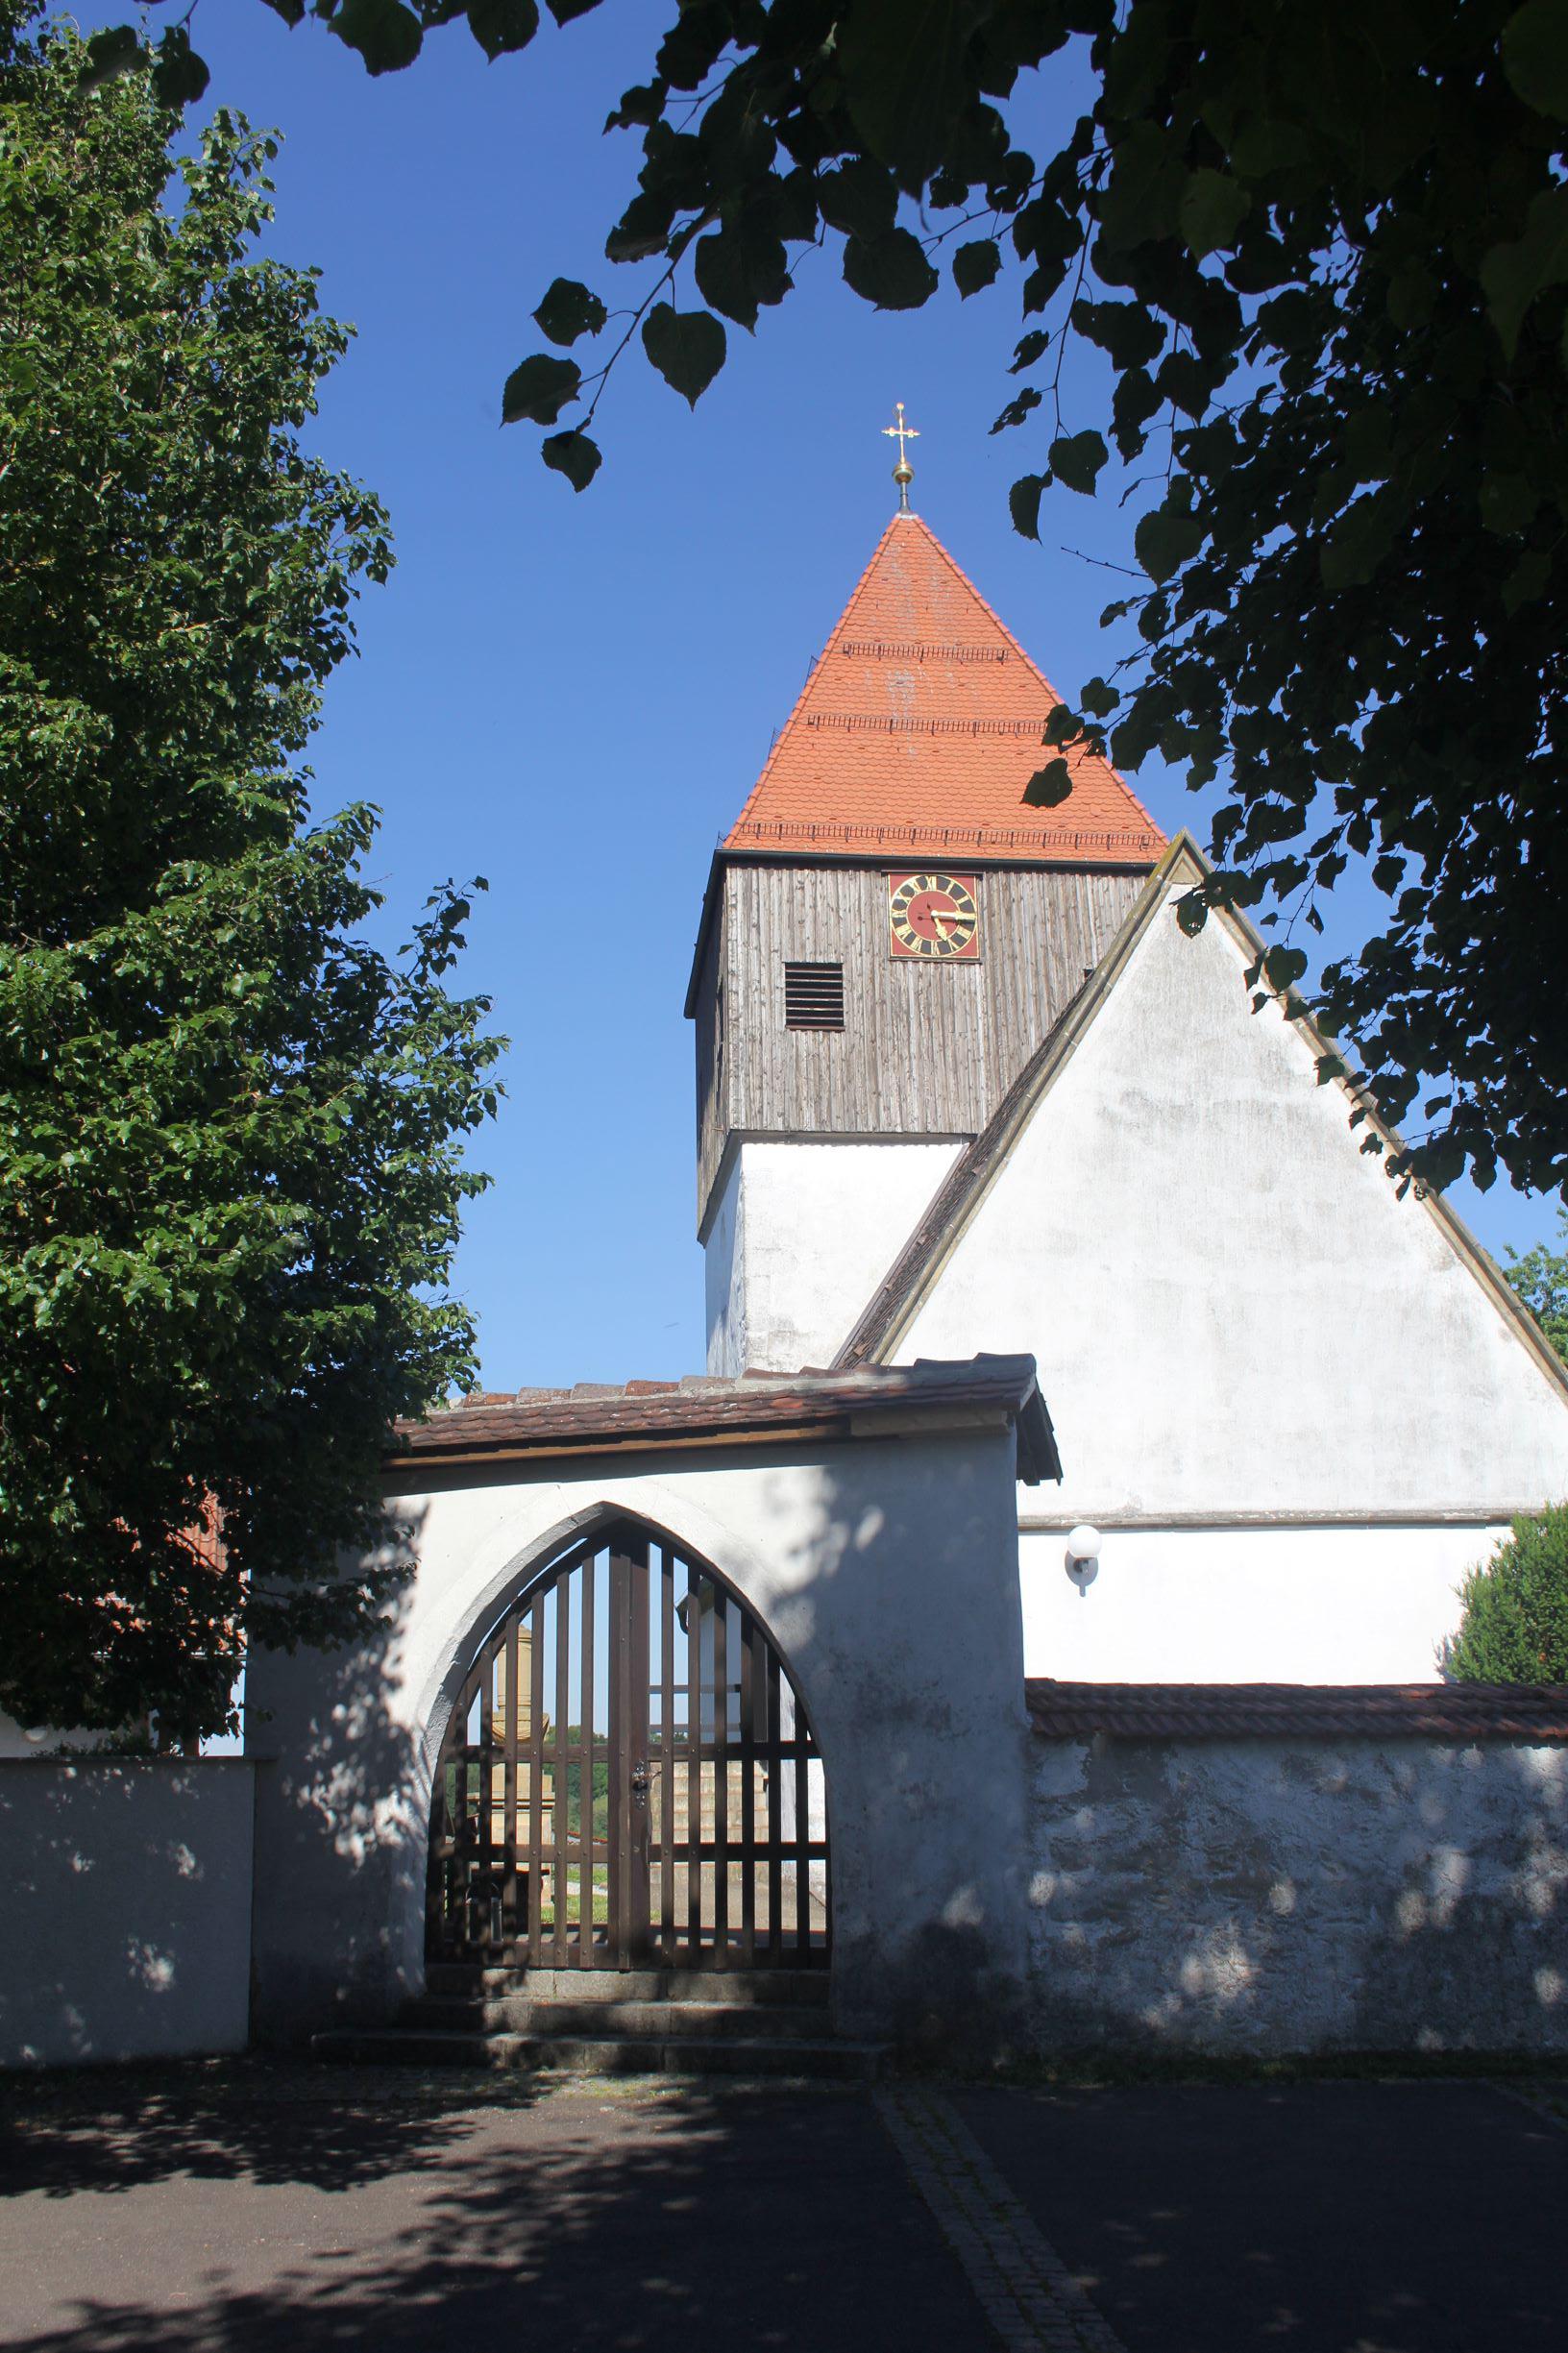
[784,961,845,1031]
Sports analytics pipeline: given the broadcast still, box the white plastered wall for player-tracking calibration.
[894,888,1568,1681]
[1,1758,255,2066]
[247,1426,1030,2047]
[704,1139,961,1374]
[1017,1524,1506,1682]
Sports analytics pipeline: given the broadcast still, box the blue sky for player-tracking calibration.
[73,3,1559,1384]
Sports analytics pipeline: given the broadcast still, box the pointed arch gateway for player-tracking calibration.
[426,1517,830,1973]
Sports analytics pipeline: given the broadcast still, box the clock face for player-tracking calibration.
[889,870,981,962]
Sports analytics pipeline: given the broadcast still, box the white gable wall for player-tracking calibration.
[1014,1521,1511,1682]
[705,1139,962,1375]
[894,888,1568,1680]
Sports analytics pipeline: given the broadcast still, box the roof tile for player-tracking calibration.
[725,513,1165,868]
[1025,1679,1568,1741]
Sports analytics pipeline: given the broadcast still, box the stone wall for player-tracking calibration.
[1027,1709,1567,2054]
[0,1758,256,2067]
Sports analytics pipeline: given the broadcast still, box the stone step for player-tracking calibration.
[423,1963,830,2007]
[313,2026,884,2081]
[406,1995,836,2040]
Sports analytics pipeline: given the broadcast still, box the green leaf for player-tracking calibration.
[1226,115,1311,178]
[1074,299,1164,372]
[541,429,601,491]
[1048,429,1108,495]
[1154,349,1211,420]
[1097,121,1186,253]
[532,278,607,347]
[641,304,726,406]
[328,0,425,73]
[1175,890,1209,937]
[81,25,143,88]
[694,220,792,331]
[500,352,581,425]
[817,159,898,241]
[842,228,940,310]
[151,28,209,109]
[694,229,756,330]
[605,78,667,130]
[1022,759,1073,808]
[468,0,540,59]
[1481,184,1568,358]
[1009,474,1047,540]
[1134,497,1204,583]
[1502,548,1552,613]
[1112,364,1162,452]
[835,0,994,192]
[656,5,730,89]
[953,239,1001,297]
[547,0,603,20]
[1319,495,1395,591]
[1479,472,1538,535]
[1503,0,1568,121]
[605,188,677,263]
[1385,260,1435,330]
[1080,676,1120,719]
[1178,168,1251,260]
[1262,945,1309,992]
[991,385,1042,432]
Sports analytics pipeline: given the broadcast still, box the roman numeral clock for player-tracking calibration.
[888,870,981,962]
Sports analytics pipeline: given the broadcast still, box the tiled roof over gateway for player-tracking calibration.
[724,511,1166,868]
[387,1357,1062,1485]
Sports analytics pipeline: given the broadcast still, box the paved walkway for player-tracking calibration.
[1,2066,1563,2351]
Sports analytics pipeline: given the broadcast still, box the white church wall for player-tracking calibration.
[1016,1523,1502,1683]
[705,1138,962,1375]
[0,1712,93,1757]
[248,1424,1031,2050]
[1028,1728,1568,2053]
[892,890,1568,1677]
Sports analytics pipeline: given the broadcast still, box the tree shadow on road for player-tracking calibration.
[0,2057,520,2197]
[0,2074,965,2353]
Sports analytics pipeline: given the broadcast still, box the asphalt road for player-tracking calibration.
[1,2066,1563,2352]
[954,2078,1568,2353]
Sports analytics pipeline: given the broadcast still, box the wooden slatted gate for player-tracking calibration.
[427,1522,830,1971]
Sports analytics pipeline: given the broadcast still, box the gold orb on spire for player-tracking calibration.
[882,402,919,511]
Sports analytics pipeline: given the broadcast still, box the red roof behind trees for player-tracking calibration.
[723,511,1166,868]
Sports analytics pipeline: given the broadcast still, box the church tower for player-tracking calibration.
[686,484,1165,1375]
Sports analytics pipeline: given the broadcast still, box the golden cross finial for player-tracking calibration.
[882,401,919,510]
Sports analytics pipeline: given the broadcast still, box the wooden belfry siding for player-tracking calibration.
[695,859,1144,1222]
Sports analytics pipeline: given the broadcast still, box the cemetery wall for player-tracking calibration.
[0,1757,255,2067]
[1026,1705,1568,2054]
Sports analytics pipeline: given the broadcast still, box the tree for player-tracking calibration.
[110,0,1568,1204]
[1445,1507,1568,1682]
[0,10,502,1743]
[1506,1211,1568,1365]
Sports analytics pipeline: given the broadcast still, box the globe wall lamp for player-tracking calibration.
[1065,1524,1102,1591]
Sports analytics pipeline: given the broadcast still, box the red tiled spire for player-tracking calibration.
[724,511,1165,867]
